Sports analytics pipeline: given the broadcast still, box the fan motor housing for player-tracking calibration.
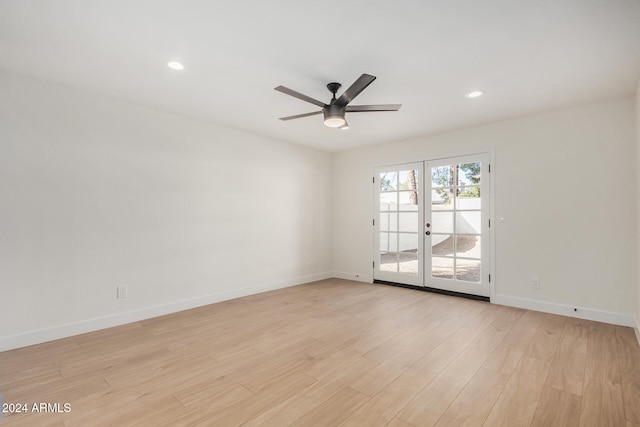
[323,104,346,127]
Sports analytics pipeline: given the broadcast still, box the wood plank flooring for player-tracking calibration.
[1,279,639,426]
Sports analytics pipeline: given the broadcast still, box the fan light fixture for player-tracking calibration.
[323,104,346,128]
[323,92,346,127]
[324,117,346,127]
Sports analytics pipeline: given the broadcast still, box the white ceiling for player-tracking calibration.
[1,0,639,152]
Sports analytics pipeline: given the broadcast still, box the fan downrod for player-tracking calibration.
[327,82,342,100]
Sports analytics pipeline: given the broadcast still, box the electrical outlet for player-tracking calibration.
[117,285,128,299]
[530,277,540,289]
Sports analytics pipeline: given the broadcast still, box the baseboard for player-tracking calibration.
[635,317,640,347]
[492,294,635,327]
[0,271,332,352]
[332,271,373,283]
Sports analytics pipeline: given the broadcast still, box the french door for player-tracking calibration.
[373,154,491,297]
[374,163,424,287]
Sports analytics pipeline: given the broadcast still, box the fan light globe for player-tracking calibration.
[324,117,346,128]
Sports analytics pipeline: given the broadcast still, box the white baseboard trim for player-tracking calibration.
[0,272,333,352]
[332,271,373,283]
[492,294,635,327]
[635,317,640,347]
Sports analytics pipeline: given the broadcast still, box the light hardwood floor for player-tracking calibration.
[1,279,639,426]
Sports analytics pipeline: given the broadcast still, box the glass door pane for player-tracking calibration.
[373,163,423,286]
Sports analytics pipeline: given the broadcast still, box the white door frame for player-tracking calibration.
[372,151,495,299]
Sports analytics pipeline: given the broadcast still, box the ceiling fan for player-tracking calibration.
[275,73,401,129]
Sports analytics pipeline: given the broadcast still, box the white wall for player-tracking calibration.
[0,72,333,350]
[1,70,637,351]
[333,98,637,325]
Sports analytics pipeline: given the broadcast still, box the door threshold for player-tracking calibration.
[373,279,490,302]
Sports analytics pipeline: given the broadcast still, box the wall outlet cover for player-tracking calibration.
[117,286,128,299]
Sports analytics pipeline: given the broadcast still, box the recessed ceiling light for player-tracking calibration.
[465,91,483,98]
[167,61,184,70]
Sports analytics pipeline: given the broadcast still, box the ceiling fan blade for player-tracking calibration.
[335,74,376,107]
[279,111,323,121]
[275,86,326,108]
[346,104,402,112]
